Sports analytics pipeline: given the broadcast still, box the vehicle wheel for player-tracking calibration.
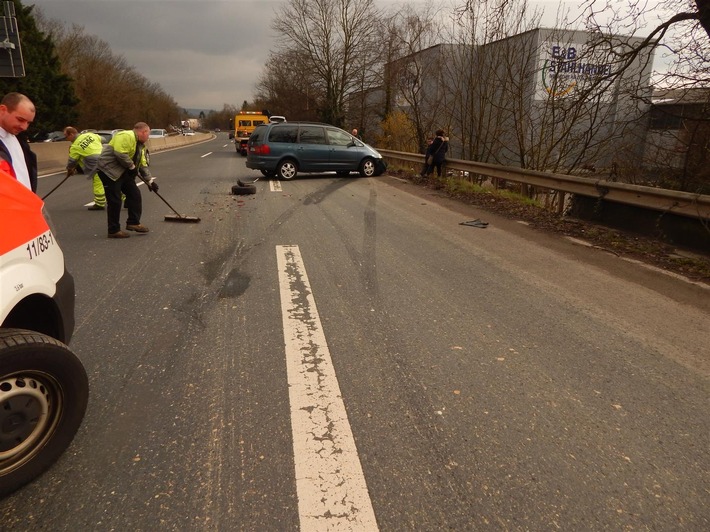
[336,171,351,177]
[359,158,376,177]
[260,170,275,178]
[231,184,257,195]
[0,329,89,497]
[277,160,298,180]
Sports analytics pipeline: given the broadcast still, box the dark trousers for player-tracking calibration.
[98,170,142,234]
[423,159,443,177]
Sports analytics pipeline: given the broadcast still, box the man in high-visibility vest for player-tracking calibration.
[97,122,158,239]
[63,127,106,210]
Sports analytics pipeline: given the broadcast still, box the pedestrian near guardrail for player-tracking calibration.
[422,129,449,177]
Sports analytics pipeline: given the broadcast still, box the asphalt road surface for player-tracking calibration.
[2,133,708,530]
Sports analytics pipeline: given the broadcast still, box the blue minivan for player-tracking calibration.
[246,122,387,180]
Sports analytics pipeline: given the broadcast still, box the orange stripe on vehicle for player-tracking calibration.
[0,169,49,255]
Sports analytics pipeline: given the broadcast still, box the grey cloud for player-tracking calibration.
[30,0,283,109]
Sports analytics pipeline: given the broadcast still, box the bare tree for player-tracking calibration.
[381,7,445,153]
[578,0,710,191]
[255,49,321,121]
[441,0,544,161]
[271,0,382,127]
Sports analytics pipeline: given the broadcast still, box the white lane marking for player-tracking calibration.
[201,152,212,158]
[276,245,379,531]
[270,180,282,192]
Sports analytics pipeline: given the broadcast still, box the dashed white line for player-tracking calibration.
[276,245,379,531]
[201,152,213,158]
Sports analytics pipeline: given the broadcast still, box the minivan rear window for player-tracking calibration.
[299,126,327,145]
[250,125,267,143]
[269,125,298,143]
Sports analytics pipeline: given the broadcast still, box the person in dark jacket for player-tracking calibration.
[423,129,449,177]
[0,92,38,193]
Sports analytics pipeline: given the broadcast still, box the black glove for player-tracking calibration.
[126,166,138,178]
[149,181,159,192]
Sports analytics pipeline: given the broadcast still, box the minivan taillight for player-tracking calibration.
[253,144,270,155]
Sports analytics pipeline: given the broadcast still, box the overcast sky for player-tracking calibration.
[27,0,662,112]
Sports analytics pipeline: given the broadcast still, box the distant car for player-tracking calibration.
[268,116,287,124]
[149,128,168,138]
[246,121,387,180]
[96,129,123,143]
[44,131,67,142]
[182,129,195,136]
[214,128,221,133]
[28,130,66,143]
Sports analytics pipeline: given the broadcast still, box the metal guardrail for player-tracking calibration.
[378,149,710,221]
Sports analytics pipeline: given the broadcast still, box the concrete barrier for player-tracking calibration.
[31,133,213,175]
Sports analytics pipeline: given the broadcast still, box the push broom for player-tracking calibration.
[138,175,201,223]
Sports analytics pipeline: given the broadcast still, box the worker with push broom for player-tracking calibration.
[63,126,106,210]
[97,122,158,239]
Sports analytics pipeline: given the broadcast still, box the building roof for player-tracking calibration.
[652,87,710,105]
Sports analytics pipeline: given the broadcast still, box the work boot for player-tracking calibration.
[108,231,130,239]
[126,224,150,233]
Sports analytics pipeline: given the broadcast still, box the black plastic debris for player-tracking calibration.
[459,219,489,228]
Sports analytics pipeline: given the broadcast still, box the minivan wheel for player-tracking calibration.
[359,158,376,177]
[0,329,89,497]
[277,160,298,180]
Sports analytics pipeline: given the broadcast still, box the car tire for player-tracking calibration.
[359,158,376,177]
[260,170,275,178]
[231,184,257,195]
[0,329,89,498]
[277,160,298,180]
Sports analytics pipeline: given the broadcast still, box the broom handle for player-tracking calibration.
[136,173,185,218]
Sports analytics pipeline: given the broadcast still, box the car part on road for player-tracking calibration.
[231,178,258,195]
[232,184,256,195]
[136,175,201,223]
[459,219,489,228]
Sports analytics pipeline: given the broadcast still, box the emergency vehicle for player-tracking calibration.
[0,168,88,497]
[231,111,270,156]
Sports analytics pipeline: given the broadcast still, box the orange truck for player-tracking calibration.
[231,111,271,156]
[0,168,88,497]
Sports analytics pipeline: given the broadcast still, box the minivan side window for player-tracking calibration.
[269,125,298,143]
[299,126,327,145]
[326,128,352,146]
